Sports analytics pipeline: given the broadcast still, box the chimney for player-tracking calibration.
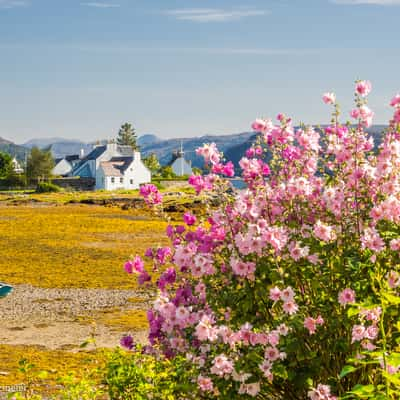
[134,151,141,161]
[106,142,118,153]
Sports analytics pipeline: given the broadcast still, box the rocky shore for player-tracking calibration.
[0,285,150,350]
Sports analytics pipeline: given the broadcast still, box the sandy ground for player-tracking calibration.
[0,285,149,351]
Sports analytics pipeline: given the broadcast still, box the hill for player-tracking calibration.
[17,125,390,169]
[140,132,255,168]
[0,137,28,162]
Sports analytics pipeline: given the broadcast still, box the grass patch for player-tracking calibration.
[0,344,108,387]
[0,204,168,289]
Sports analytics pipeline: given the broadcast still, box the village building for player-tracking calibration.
[12,157,23,174]
[72,143,151,190]
[170,144,193,176]
[52,155,81,177]
[171,156,193,176]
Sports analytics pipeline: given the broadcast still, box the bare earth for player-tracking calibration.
[0,285,149,351]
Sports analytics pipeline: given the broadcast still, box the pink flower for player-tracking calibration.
[308,384,333,400]
[386,270,400,289]
[322,92,336,105]
[338,288,356,306]
[361,227,385,253]
[269,287,281,301]
[124,256,144,274]
[390,94,400,107]
[355,80,372,97]
[313,220,337,242]
[364,325,379,340]
[352,324,366,343]
[139,184,163,205]
[350,108,360,119]
[197,376,213,392]
[265,346,281,361]
[210,354,234,376]
[282,300,298,315]
[304,315,324,335]
[196,143,221,165]
[195,315,217,342]
[183,212,196,226]
[222,161,235,177]
[251,118,270,133]
[389,239,400,251]
[238,382,260,397]
[280,286,295,302]
[231,258,256,278]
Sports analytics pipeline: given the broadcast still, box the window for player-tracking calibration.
[130,179,133,184]
[111,177,115,183]
[120,177,123,183]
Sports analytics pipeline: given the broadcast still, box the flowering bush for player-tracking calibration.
[126,80,400,399]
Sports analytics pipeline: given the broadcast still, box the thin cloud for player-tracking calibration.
[60,45,314,56]
[166,8,268,22]
[81,2,120,8]
[332,0,400,5]
[0,0,28,9]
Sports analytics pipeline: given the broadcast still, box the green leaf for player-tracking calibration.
[383,292,400,305]
[347,307,360,318]
[340,365,357,379]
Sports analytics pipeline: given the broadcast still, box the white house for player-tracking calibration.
[96,153,151,190]
[73,143,151,190]
[12,157,23,174]
[52,155,81,177]
[170,144,193,176]
[171,156,192,176]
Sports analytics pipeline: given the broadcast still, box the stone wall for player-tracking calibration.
[51,177,96,191]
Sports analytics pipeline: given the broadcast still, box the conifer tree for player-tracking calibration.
[116,123,139,150]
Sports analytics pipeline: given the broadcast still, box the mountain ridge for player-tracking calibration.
[1,125,391,167]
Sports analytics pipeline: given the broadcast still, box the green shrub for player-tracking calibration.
[104,346,197,400]
[36,182,62,193]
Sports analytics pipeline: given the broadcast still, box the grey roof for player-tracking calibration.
[72,145,134,175]
[100,157,133,177]
[117,145,135,156]
[86,146,107,160]
[72,146,106,173]
[65,155,80,162]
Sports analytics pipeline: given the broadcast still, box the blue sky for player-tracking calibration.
[0,0,399,143]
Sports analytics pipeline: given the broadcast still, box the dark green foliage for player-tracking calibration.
[36,182,61,193]
[116,123,139,150]
[143,153,160,175]
[0,152,13,178]
[104,347,196,400]
[26,147,54,181]
[160,166,176,179]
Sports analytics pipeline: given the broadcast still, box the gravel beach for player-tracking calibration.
[0,284,150,350]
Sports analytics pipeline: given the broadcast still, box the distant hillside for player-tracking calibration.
[17,125,390,169]
[23,137,78,148]
[140,132,255,168]
[138,134,160,147]
[0,137,28,162]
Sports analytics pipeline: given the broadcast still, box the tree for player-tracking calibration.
[143,153,160,175]
[116,123,139,150]
[26,147,54,181]
[192,167,203,175]
[0,152,12,178]
[160,165,176,179]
